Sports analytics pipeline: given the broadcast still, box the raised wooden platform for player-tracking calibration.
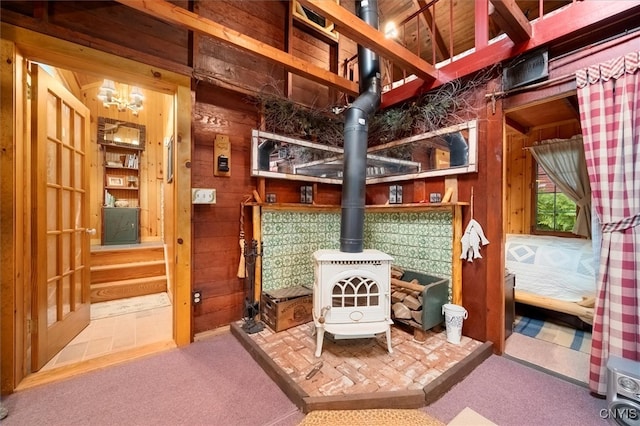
[231,321,493,413]
[90,244,167,302]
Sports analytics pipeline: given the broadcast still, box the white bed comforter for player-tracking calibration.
[505,234,596,302]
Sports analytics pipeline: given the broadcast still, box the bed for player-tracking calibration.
[505,234,597,325]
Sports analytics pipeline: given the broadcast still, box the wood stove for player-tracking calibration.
[312,249,393,357]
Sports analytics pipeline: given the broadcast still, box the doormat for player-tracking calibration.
[298,409,444,426]
[514,315,591,353]
[91,292,171,320]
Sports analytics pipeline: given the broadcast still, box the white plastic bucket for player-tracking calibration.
[442,303,468,344]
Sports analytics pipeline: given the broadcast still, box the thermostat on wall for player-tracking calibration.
[192,188,216,204]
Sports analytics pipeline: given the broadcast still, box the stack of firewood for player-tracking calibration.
[390,264,425,326]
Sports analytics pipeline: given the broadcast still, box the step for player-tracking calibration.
[90,260,166,284]
[90,275,168,303]
[91,246,165,267]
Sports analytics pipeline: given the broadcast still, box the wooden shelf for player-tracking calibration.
[105,165,139,171]
[103,145,141,244]
[253,202,469,212]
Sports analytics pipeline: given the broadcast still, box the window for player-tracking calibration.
[534,163,577,233]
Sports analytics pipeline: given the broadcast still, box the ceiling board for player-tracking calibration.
[505,95,579,134]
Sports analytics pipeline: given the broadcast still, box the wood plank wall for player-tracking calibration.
[291,26,332,107]
[194,0,356,109]
[81,84,174,244]
[194,1,287,97]
[192,84,261,332]
[504,120,582,234]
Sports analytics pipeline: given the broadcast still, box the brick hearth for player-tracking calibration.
[231,321,492,413]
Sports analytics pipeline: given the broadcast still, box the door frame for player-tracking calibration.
[1,23,192,393]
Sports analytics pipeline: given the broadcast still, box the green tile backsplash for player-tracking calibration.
[261,209,453,291]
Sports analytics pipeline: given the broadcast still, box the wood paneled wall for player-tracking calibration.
[191,84,261,332]
[194,0,356,110]
[82,84,174,244]
[193,1,287,97]
[504,120,582,234]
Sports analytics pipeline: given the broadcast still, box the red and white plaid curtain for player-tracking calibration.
[576,51,640,396]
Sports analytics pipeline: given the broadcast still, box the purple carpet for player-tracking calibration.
[2,333,610,425]
[422,354,608,425]
[1,333,305,426]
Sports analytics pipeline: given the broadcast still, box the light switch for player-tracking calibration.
[192,188,216,204]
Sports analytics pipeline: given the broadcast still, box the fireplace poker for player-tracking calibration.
[241,239,264,334]
[237,195,251,279]
[305,361,323,380]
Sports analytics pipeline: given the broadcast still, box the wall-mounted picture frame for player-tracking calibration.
[107,175,125,187]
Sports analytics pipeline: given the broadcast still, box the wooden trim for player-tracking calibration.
[252,205,262,303]
[0,38,24,393]
[230,322,307,410]
[255,202,469,213]
[423,341,494,404]
[0,23,189,94]
[174,85,192,346]
[304,390,426,413]
[485,96,506,353]
[452,204,463,305]
[14,340,176,392]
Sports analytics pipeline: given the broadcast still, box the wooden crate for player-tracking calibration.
[261,287,313,332]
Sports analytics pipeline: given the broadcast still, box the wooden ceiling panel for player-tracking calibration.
[505,96,579,134]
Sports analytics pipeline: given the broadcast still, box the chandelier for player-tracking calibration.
[97,79,144,115]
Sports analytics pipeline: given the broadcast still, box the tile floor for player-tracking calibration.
[244,320,485,397]
[41,296,172,371]
[504,332,590,383]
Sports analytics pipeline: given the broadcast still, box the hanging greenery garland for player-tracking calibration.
[252,65,498,147]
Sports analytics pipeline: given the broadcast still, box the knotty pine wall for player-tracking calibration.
[81,83,174,245]
[504,120,582,235]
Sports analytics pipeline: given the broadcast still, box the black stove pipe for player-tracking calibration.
[340,0,381,253]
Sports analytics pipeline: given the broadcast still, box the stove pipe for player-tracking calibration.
[340,0,381,253]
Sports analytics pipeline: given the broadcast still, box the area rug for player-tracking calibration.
[514,315,591,353]
[90,292,171,320]
[298,409,444,426]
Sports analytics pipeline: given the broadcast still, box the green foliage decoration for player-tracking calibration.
[253,65,497,147]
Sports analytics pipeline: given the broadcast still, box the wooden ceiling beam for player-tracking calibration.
[114,0,359,97]
[413,0,450,60]
[489,0,532,44]
[383,1,640,107]
[297,0,439,84]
